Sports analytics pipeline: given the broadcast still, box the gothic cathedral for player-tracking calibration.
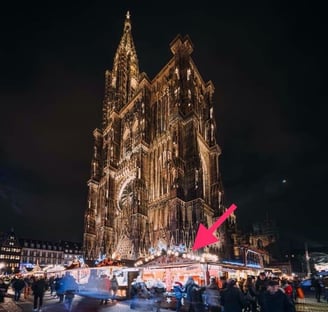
[83,12,233,262]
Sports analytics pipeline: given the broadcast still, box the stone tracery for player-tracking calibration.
[83,13,231,262]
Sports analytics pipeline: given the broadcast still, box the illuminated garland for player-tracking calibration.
[134,249,219,267]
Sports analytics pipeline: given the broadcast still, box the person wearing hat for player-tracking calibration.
[261,280,295,312]
[220,278,246,312]
[255,272,268,310]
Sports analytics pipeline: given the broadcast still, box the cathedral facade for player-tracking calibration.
[83,13,233,261]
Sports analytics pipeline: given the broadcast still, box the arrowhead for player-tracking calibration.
[192,223,219,251]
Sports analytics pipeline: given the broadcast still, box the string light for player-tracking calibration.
[134,244,219,267]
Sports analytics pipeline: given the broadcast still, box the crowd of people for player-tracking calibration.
[129,278,166,311]
[312,275,328,302]
[0,272,79,311]
[0,271,122,311]
[0,270,327,311]
[48,271,119,309]
[168,273,304,312]
[126,272,307,311]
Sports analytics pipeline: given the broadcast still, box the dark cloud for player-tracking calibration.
[0,1,326,247]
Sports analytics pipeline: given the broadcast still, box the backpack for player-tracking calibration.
[245,290,256,303]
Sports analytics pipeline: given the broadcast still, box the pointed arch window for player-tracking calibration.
[187,68,191,81]
[175,67,179,79]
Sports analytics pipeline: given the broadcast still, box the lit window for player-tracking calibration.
[187,68,191,80]
[175,67,179,79]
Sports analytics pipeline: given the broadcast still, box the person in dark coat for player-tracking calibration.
[11,275,26,301]
[255,272,268,310]
[220,279,245,312]
[31,276,47,311]
[204,277,221,312]
[190,283,205,312]
[184,277,196,312]
[0,278,8,302]
[323,276,328,303]
[129,280,138,309]
[243,276,258,312]
[313,277,323,302]
[261,280,295,312]
[184,277,203,312]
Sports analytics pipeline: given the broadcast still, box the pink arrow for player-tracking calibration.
[192,203,237,250]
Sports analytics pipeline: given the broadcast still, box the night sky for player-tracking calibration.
[0,1,326,248]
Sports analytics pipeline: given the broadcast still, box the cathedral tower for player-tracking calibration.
[83,12,230,261]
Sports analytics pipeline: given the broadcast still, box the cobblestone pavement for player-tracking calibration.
[0,301,21,312]
[295,297,328,312]
[1,291,328,312]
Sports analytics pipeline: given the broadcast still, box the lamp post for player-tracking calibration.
[201,253,218,286]
[305,242,311,278]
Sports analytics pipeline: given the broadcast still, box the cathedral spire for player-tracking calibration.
[125,11,131,30]
[110,11,139,109]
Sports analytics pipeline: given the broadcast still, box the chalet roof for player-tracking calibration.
[18,238,82,252]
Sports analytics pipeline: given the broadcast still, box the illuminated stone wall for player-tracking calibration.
[83,13,231,261]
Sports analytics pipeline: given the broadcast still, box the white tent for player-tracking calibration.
[43,265,66,274]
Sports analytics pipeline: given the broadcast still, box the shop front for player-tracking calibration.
[138,255,262,290]
[138,255,225,290]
